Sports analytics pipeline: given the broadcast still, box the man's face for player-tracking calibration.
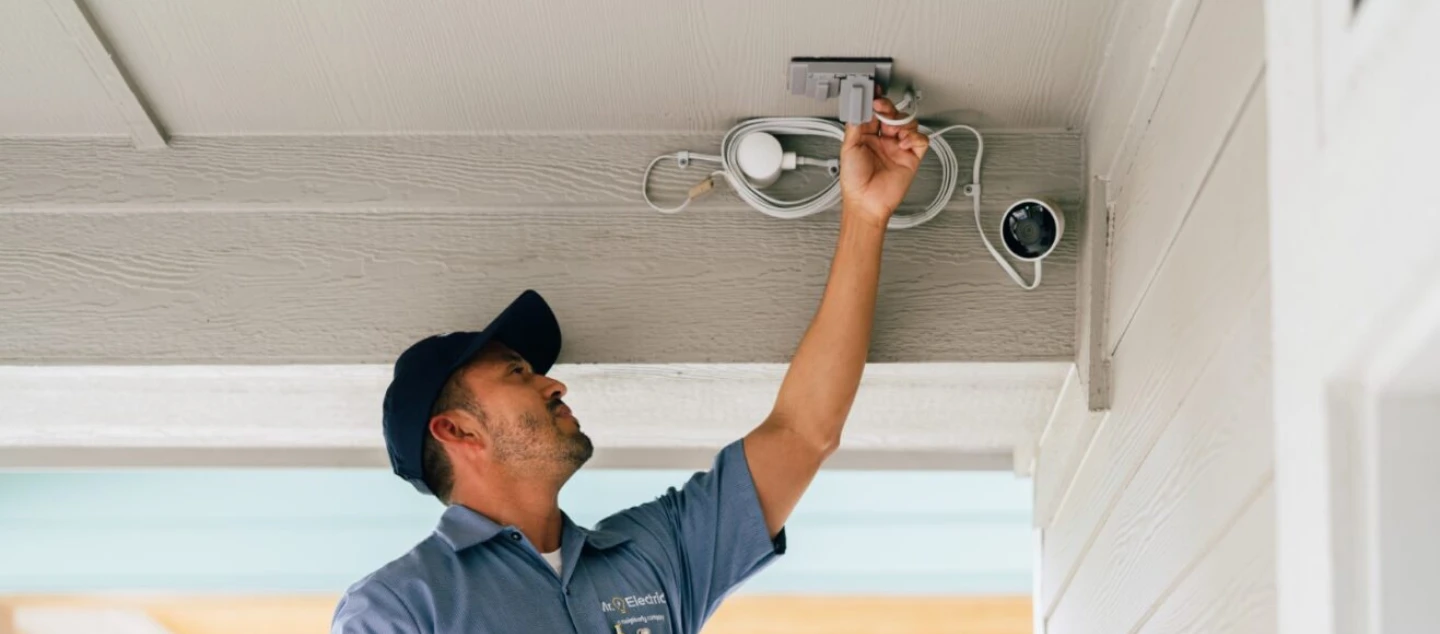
[460,342,593,476]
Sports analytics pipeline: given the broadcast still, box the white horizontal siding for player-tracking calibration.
[1037,0,1274,630]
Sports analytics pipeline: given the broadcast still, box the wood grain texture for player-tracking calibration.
[0,363,1067,459]
[1047,286,1272,634]
[0,1,126,136]
[0,133,1081,364]
[1032,366,1107,530]
[1105,0,1266,353]
[65,0,1118,134]
[1039,90,1268,616]
[0,132,1078,210]
[41,0,166,148]
[1078,0,1209,409]
[1135,483,1276,634]
[1082,0,1202,179]
[0,596,1034,634]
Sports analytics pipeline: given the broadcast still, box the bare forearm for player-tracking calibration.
[769,208,886,451]
[742,96,921,537]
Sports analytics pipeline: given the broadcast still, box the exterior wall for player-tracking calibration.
[1033,0,1274,631]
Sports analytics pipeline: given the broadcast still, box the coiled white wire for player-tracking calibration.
[642,118,1041,288]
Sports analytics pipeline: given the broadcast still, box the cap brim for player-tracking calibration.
[475,289,562,375]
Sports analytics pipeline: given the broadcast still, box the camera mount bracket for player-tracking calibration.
[787,57,894,124]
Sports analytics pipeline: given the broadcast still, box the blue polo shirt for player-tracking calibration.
[332,440,786,634]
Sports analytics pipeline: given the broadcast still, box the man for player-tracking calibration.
[332,98,930,634]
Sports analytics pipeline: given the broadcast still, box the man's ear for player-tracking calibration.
[429,412,483,446]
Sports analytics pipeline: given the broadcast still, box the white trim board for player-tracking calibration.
[0,362,1068,469]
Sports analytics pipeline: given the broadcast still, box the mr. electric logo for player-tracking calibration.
[601,591,667,614]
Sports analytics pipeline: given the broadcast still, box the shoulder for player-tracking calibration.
[333,536,453,631]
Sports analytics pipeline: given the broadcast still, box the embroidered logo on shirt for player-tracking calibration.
[601,591,667,615]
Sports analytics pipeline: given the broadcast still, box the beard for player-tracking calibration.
[491,398,593,475]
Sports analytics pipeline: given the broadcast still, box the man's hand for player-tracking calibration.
[839,98,931,224]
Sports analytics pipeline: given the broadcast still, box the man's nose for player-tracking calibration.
[541,375,567,400]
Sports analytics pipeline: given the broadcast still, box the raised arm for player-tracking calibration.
[743,98,930,536]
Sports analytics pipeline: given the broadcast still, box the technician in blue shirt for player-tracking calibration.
[333,97,930,634]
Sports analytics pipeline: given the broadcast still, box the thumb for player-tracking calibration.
[843,122,862,148]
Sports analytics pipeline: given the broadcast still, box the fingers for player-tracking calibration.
[897,128,930,161]
[851,97,926,159]
[873,98,921,140]
[843,121,866,148]
[873,99,900,137]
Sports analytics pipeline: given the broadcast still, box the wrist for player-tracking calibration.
[839,210,891,243]
[841,202,894,231]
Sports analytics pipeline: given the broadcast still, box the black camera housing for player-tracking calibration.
[1000,199,1063,261]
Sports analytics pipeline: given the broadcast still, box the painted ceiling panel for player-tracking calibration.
[75,0,1120,134]
[0,1,127,136]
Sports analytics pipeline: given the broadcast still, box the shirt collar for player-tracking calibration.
[434,505,505,551]
[434,505,631,552]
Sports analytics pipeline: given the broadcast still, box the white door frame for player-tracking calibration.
[1327,263,1440,634]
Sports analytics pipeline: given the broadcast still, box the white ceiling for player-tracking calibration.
[2,0,1121,136]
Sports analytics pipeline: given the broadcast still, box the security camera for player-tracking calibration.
[999,199,1064,261]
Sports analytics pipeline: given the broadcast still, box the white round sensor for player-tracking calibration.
[735,132,785,188]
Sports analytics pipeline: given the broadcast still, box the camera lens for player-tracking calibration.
[1001,202,1058,259]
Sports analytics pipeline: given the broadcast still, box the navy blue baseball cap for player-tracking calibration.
[382,290,562,494]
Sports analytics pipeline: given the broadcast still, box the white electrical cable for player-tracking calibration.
[643,117,947,230]
[874,90,919,127]
[928,124,1041,290]
[641,110,1041,288]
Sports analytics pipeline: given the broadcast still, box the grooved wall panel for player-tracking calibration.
[1041,87,1268,616]
[1082,0,1203,179]
[0,134,1081,364]
[63,0,1120,134]
[0,132,1075,210]
[1104,0,1265,352]
[1134,484,1276,634]
[1047,285,1271,634]
[1032,366,1106,530]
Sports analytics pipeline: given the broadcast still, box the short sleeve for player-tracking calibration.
[331,578,420,634]
[596,439,786,630]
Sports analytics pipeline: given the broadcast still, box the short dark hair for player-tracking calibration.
[424,366,480,504]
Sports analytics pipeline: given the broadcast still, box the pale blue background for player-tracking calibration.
[0,468,1031,595]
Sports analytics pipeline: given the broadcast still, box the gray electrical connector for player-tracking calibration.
[787,57,894,124]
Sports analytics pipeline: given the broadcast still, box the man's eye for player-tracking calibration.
[511,366,524,375]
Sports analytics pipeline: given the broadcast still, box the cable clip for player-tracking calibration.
[676,151,691,169]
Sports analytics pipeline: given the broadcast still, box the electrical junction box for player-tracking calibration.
[787,57,894,124]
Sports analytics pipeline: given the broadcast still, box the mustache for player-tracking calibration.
[548,397,566,413]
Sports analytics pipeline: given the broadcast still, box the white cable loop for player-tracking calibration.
[642,116,1041,289]
[874,91,919,127]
